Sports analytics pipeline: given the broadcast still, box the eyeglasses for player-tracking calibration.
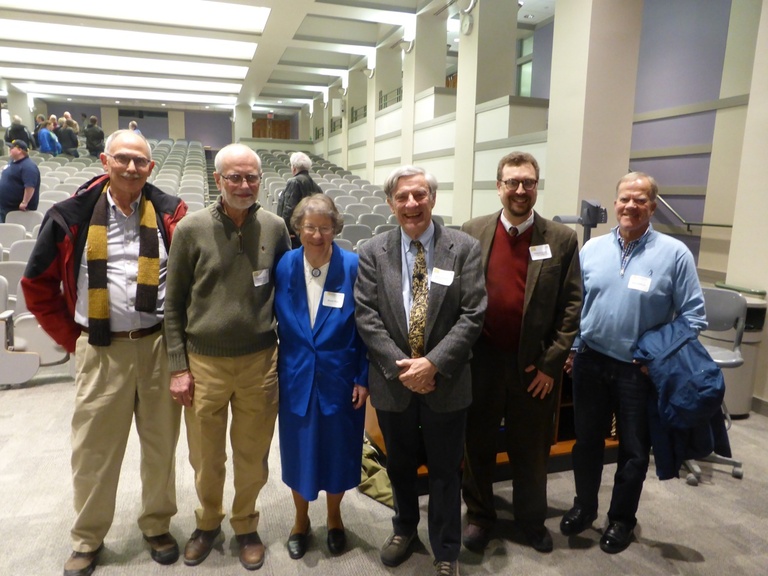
[501,178,538,192]
[392,190,430,204]
[220,173,262,185]
[105,153,151,169]
[302,224,335,235]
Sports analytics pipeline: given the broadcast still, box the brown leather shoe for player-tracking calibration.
[183,526,222,566]
[237,532,265,570]
[143,532,179,565]
[63,544,103,576]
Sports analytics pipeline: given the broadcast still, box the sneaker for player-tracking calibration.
[434,559,460,576]
[380,532,416,567]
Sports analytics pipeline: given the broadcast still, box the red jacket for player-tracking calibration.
[21,174,187,353]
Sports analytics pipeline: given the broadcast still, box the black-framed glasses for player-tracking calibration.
[220,173,262,185]
[302,224,335,235]
[105,153,151,169]
[501,178,538,191]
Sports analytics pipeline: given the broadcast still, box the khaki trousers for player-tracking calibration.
[71,331,181,552]
[185,346,278,535]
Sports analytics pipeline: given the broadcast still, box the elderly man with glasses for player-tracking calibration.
[460,151,582,555]
[21,129,188,576]
[164,143,290,571]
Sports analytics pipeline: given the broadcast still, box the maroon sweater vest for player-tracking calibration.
[482,219,532,352]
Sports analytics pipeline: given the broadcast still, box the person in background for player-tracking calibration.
[354,165,487,576]
[460,151,582,554]
[129,120,142,135]
[85,116,105,158]
[275,194,369,560]
[164,143,290,571]
[63,111,80,134]
[559,171,706,554]
[21,129,187,576]
[37,120,61,156]
[58,117,80,157]
[0,140,40,222]
[277,151,323,248]
[4,115,35,149]
[33,113,47,147]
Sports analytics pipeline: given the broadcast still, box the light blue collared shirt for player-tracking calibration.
[75,189,168,331]
[400,221,435,329]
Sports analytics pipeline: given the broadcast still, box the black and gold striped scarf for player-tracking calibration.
[86,185,160,346]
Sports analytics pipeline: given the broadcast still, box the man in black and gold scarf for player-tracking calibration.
[21,129,188,576]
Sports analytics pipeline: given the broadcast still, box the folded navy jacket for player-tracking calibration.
[634,315,728,479]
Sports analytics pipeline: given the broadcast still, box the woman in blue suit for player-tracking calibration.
[274,193,369,559]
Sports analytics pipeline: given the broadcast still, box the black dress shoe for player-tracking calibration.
[287,524,311,560]
[143,532,179,565]
[560,505,598,536]
[600,521,634,554]
[521,524,553,553]
[462,523,491,553]
[327,528,347,555]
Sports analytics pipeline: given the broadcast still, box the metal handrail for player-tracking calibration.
[656,194,732,233]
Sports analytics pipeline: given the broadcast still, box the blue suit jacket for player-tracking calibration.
[274,243,368,418]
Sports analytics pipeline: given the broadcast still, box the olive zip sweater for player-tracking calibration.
[164,199,290,372]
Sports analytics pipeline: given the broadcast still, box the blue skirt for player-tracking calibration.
[279,383,366,501]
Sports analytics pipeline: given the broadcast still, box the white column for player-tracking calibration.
[453,0,518,223]
[698,0,762,275]
[545,0,643,225]
[726,0,768,403]
[233,103,252,143]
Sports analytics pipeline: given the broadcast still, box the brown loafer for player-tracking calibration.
[183,526,222,566]
[237,531,265,570]
[143,532,179,565]
[63,543,103,576]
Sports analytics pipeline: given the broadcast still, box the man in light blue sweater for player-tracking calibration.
[559,171,706,554]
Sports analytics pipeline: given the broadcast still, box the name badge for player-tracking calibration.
[628,274,652,292]
[252,269,270,287]
[322,291,345,308]
[529,244,552,261]
[431,267,455,286]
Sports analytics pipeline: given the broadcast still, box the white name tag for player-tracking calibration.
[628,274,652,292]
[252,269,270,287]
[431,267,455,286]
[529,244,552,261]
[322,291,345,308]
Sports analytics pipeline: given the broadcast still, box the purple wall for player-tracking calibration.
[633,0,732,261]
[631,112,718,150]
[184,110,232,151]
[531,22,553,99]
[635,0,731,113]
[119,114,169,141]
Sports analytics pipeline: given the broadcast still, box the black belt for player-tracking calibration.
[79,323,162,340]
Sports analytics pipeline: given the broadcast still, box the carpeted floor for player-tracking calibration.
[1,365,767,576]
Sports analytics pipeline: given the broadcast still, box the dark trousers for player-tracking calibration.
[571,346,652,527]
[462,340,557,529]
[376,396,466,562]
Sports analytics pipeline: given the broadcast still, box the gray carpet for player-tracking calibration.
[2,365,767,576]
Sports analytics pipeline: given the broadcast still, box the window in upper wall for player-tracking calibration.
[516,35,534,97]
[518,61,533,97]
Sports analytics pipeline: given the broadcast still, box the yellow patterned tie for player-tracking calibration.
[408,241,428,358]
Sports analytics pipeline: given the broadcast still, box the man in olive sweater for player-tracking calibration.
[164,143,290,571]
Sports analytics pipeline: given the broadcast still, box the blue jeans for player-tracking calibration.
[571,346,652,527]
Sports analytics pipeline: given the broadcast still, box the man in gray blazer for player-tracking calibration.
[354,165,486,576]
[460,151,582,554]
